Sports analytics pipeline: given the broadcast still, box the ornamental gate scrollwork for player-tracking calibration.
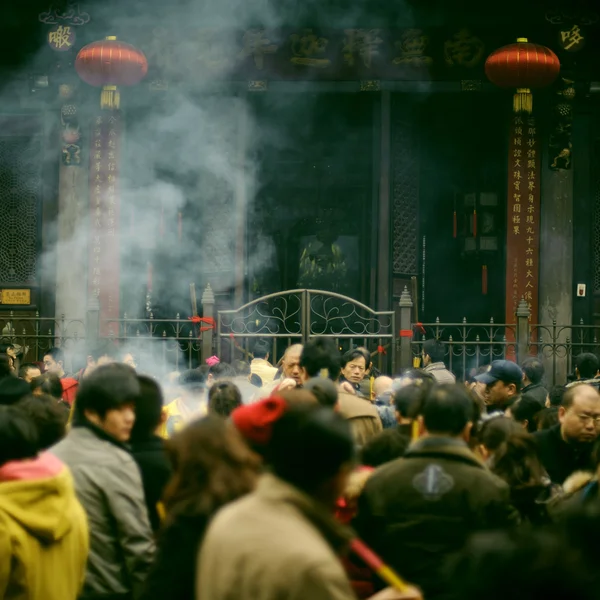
[217,289,396,371]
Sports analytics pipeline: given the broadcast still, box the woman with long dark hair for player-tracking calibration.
[140,414,260,600]
[476,415,558,524]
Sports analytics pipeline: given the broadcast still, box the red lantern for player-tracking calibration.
[75,36,148,110]
[485,38,560,114]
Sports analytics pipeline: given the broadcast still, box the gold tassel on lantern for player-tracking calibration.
[101,85,120,110]
[513,87,533,114]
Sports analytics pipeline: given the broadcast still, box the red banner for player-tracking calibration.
[505,115,541,339]
[88,112,121,336]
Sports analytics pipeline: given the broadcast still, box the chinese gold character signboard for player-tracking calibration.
[47,25,76,51]
[89,113,121,335]
[505,116,540,345]
[0,289,31,305]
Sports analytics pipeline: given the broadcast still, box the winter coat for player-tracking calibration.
[521,383,548,406]
[129,435,172,533]
[549,471,598,518]
[60,377,79,406]
[508,482,560,525]
[140,513,210,600]
[158,397,207,439]
[533,424,596,485]
[0,452,88,600]
[337,391,383,448]
[423,362,456,384]
[354,436,518,600]
[250,358,278,387]
[51,425,155,600]
[197,473,357,600]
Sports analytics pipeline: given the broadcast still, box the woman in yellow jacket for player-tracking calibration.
[0,404,88,600]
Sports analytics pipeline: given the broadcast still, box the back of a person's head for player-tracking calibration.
[393,383,427,419]
[179,369,208,392]
[268,403,355,495]
[17,395,67,450]
[208,362,236,380]
[476,415,523,452]
[548,385,565,407]
[208,381,242,418]
[252,340,270,360]
[449,529,594,600]
[361,430,409,468]
[74,363,140,422]
[303,377,338,408]
[421,384,475,437]
[163,414,260,518]
[300,337,341,380]
[492,432,546,489]
[0,355,13,379]
[576,353,600,379]
[537,406,559,430]
[521,357,544,385]
[0,404,39,466]
[130,375,164,442]
[31,373,63,400]
[0,376,30,406]
[423,339,445,363]
[511,395,543,433]
[234,360,251,377]
[394,368,437,390]
[89,340,118,362]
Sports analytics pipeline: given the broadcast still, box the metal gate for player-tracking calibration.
[217,289,396,371]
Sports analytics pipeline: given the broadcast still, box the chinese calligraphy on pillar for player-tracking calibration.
[505,116,541,331]
[88,113,122,335]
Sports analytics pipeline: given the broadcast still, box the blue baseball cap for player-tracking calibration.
[475,360,523,386]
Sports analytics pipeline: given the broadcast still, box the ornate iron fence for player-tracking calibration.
[398,288,600,385]
[5,285,593,384]
[0,312,86,370]
[0,285,395,375]
[0,309,207,376]
[217,289,396,372]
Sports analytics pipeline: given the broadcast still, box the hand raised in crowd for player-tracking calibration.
[339,381,356,395]
[277,378,298,392]
[369,585,423,600]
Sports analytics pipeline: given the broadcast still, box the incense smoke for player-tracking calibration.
[1,0,420,375]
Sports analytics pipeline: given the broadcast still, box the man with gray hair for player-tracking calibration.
[255,344,305,398]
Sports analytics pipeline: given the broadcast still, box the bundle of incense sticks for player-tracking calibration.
[350,538,409,592]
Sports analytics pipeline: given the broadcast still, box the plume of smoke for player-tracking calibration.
[2,0,423,381]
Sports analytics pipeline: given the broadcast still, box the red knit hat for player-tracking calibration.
[231,396,288,446]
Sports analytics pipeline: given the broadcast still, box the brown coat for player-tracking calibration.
[196,474,357,600]
[337,391,383,448]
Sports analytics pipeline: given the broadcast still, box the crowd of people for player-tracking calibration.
[1,337,600,600]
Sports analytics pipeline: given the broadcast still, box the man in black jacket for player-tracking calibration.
[130,375,172,533]
[534,383,600,485]
[354,385,518,600]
